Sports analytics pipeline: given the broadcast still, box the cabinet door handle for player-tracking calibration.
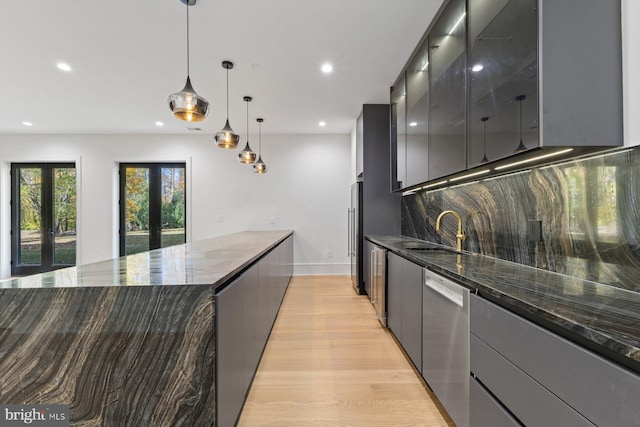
[370,250,376,304]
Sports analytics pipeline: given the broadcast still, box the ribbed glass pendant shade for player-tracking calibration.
[215,119,240,148]
[238,96,256,163]
[253,155,267,173]
[239,142,257,163]
[168,77,210,122]
[168,1,209,122]
[253,117,268,173]
[215,61,240,148]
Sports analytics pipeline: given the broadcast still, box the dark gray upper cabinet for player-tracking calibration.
[390,75,407,191]
[467,0,538,167]
[406,41,430,187]
[427,0,467,180]
[359,104,401,237]
[356,110,364,177]
[390,0,622,191]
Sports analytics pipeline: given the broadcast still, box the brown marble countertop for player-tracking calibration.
[1,230,293,290]
[368,235,640,375]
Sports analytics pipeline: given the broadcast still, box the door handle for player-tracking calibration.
[347,208,352,256]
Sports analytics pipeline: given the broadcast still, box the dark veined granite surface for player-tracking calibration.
[1,230,293,290]
[0,285,215,426]
[402,146,640,292]
[368,235,640,375]
[0,230,293,426]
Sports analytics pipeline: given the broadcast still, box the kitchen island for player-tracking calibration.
[0,230,293,427]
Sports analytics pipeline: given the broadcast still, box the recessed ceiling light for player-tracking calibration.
[56,62,72,72]
[472,64,484,72]
[155,121,164,127]
[321,63,333,74]
[318,121,326,127]
[22,121,33,126]
[409,121,418,127]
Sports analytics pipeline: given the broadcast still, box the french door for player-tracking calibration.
[119,163,186,256]
[11,163,77,276]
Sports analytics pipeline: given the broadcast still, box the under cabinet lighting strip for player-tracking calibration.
[449,169,490,182]
[494,149,574,171]
[423,180,448,189]
[539,148,631,170]
[448,12,466,35]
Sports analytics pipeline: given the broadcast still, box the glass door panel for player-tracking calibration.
[11,163,76,276]
[160,167,186,248]
[120,163,186,256]
[53,167,77,266]
[122,167,150,255]
[18,167,42,266]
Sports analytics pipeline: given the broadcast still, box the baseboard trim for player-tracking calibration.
[293,263,350,276]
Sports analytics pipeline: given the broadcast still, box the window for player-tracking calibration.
[119,163,186,256]
[11,163,77,276]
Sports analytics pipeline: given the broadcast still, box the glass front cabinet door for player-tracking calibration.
[467,0,538,167]
[391,73,407,191]
[428,0,467,181]
[405,39,431,188]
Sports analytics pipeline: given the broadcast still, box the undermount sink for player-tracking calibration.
[400,242,461,254]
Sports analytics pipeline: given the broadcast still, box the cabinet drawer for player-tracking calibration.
[471,295,640,426]
[471,334,592,426]
[470,377,521,427]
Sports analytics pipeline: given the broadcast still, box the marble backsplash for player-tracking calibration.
[402,146,640,292]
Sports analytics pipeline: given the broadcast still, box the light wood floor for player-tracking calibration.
[237,275,456,427]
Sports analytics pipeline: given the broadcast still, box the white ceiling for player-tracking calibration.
[0,0,443,135]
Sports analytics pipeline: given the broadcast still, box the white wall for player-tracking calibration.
[0,133,351,278]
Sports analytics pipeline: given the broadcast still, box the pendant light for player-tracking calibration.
[214,61,240,148]
[480,116,489,163]
[513,95,527,153]
[253,118,268,174]
[238,96,257,164]
[167,0,210,122]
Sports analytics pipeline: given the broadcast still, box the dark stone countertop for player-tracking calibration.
[367,235,640,375]
[1,230,293,291]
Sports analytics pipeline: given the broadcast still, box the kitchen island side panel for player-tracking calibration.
[0,285,215,426]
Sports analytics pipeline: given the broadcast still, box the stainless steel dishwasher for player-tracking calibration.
[422,268,470,427]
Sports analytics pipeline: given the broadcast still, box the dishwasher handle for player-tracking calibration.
[424,271,464,307]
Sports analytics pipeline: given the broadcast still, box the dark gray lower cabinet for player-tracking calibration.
[217,269,249,427]
[469,378,521,427]
[470,294,640,426]
[216,236,293,427]
[387,252,422,370]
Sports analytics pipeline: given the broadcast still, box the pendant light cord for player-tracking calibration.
[258,122,262,154]
[226,68,229,117]
[186,1,190,77]
[246,99,249,138]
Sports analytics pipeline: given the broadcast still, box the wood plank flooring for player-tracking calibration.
[237,275,456,427]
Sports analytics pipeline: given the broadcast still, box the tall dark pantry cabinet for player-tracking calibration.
[351,104,401,295]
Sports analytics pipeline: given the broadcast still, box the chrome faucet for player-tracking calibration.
[435,210,465,252]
